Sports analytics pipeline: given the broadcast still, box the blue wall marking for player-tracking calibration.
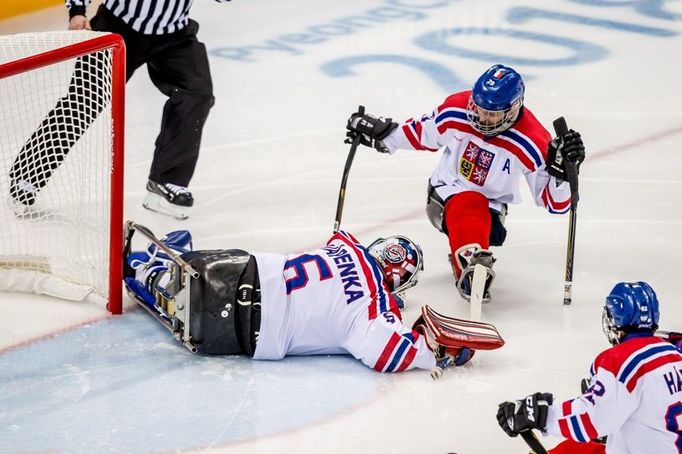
[321,54,468,93]
[414,28,609,67]
[507,7,677,36]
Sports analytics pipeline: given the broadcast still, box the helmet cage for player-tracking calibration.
[466,64,524,136]
[466,96,522,136]
[367,235,423,295]
[602,307,623,346]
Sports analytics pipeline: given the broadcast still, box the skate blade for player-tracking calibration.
[143,192,191,220]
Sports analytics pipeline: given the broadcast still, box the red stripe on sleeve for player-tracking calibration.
[562,400,573,416]
[626,354,682,392]
[487,136,536,171]
[558,419,572,438]
[437,119,475,137]
[545,186,570,210]
[374,332,401,372]
[414,121,422,139]
[402,124,425,150]
[580,413,599,440]
[396,346,418,372]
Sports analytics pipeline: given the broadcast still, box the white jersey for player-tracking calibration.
[546,336,682,453]
[382,90,572,214]
[251,231,436,372]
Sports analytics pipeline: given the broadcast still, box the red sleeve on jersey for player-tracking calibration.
[437,90,470,113]
[592,337,682,393]
[373,329,422,372]
[512,108,552,160]
[327,230,361,246]
[593,337,661,376]
[400,91,473,151]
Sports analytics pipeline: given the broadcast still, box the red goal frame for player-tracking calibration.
[0,33,126,314]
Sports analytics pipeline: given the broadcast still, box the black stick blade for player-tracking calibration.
[553,116,568,136]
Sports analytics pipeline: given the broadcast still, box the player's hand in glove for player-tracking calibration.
[413,317,476,369]
[434,345,475,368]
[496,392,553,437]
[546,129,585,180]
[346,110,398,153]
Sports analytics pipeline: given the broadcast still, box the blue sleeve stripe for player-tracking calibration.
[548,205,570,214]
[569,416,587,443]
[436,108,467,124]
[385,339,410,372]
[403,332,415,343]
[618,344,678,383]
[499,129,543,167]
[336,235,390,314]
[360,247,389,313]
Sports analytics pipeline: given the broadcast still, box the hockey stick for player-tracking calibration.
[553,117,579,306]
[521,430,549,454]
[334,105,364,233]
[657,330,682,346]
[469,264,486,321]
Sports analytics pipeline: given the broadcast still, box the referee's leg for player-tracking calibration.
[146,20,215,189]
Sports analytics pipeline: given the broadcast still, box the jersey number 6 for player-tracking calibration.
[284,254,333,294]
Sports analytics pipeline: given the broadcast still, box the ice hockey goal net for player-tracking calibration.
[0,31,125,314]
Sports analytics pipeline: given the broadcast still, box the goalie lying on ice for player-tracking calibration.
[123,222,504,375]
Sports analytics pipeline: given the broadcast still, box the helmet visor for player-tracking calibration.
[466,96,521,136]
[602,307,621,345]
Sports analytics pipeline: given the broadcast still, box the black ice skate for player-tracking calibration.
[143,180,194,220]
[9,179,39,216]
[9,179,37,206]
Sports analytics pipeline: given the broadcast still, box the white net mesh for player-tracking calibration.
[0,31,118,303]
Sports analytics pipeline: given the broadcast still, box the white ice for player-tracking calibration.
[1,1,682,453]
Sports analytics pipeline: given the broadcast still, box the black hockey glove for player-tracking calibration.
[546,129,585,181]
[346,110,398,153]
[496,392,553,437]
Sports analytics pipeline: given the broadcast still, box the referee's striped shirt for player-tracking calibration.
[66,0,230,35]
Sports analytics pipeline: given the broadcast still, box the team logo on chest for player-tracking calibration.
[459,142,495,186]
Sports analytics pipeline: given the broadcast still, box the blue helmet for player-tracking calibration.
[466,64,525,136]
[602,281,660,345]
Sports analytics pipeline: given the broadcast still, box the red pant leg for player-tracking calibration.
[443,191,491,276]
[548,439,606,454]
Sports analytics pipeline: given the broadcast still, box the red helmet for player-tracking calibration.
[367,235,423,294]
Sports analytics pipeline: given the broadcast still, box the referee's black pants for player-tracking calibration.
[92,6,215,187]
[12,5,214,193]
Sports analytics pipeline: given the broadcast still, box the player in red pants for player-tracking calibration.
[549,439,605,454]
[346,64,585,302]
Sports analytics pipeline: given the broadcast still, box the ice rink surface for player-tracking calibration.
[1,1,682,452]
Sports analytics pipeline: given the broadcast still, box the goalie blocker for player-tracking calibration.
[123,221,504,374]
[413,305,505,379]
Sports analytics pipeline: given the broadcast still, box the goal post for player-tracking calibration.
[0,31,125,314]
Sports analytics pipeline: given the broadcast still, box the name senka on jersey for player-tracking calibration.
[320,241,364,304]
[250,231,435,372]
